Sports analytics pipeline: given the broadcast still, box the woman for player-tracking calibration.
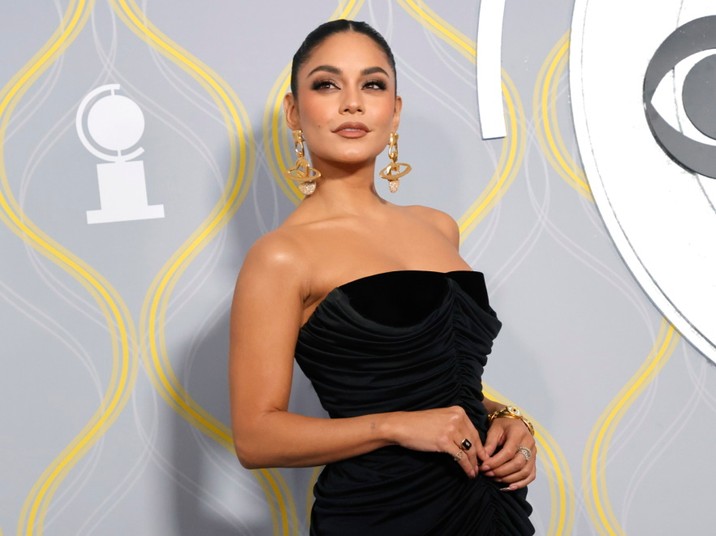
[229,19,536,535]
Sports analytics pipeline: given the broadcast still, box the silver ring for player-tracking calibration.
[516,446,532,461]
[453,449,464,462]
[460,438,472,451]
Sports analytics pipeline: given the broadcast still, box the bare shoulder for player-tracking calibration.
[402,205,460,247]
[236,227,309,302]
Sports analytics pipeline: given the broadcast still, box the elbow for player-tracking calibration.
[233,430,269,469]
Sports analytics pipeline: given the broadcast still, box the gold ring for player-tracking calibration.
[453,449,464,462]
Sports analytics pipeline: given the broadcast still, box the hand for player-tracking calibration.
[389,406,487,478]
[479,417,537,490]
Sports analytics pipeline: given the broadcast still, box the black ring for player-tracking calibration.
[461,438,472,451]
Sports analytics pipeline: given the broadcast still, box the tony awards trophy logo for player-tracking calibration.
[76,84,164,224]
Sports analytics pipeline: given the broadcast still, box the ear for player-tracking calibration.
[284,93,300,131]
[391,95,403,133]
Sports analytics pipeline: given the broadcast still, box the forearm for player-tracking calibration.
[482,397,506,414]
[234,410,400,469]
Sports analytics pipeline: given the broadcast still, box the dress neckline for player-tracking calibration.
[301,270,483,330]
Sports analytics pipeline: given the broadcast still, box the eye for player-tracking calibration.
[643,16,716,179]
[363,79,387,90]
[311,79,338,91]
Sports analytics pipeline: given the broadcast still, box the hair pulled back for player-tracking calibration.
[290,19,396,96]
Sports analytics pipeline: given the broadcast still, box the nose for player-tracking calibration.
[341,87,364,114]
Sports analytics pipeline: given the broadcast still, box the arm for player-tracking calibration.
[229,234,485,476]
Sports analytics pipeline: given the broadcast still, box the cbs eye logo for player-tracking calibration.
[644,16,716,179]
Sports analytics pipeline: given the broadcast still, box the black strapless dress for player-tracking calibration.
[294,271,534,535]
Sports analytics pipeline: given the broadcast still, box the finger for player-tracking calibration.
[450,447,477,478]
[482,425,504,457]
[454,436,482,476]
[472,439,488,462]
[480,444,516,472]
[498,464,538,491]
[483,445,535,478]
[491,457,535,482]
[482,431,535,471]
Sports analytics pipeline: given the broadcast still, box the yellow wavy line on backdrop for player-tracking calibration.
[0,1,139,535]
[459,70,525,238]
[396,0,523,237]
[264,0,365,205]
[534,32,591,199]
[397,0,473,60]
[398,2,575,534]
[582,320,679,536]
[107,1,302,534]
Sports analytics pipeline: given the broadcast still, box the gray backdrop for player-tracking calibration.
[2,1,714,535]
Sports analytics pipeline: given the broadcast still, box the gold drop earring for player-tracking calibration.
[379,132,411,193]
[285,129,321,196]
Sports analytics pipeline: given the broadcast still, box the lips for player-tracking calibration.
[333,122,369,137]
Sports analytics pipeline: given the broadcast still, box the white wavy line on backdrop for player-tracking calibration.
[6,5,133,526]
[140,0,233,129]
[366,0,395,43]
[412,16,503,263]
[406,6,504,196]
[133,0,288,242]
[460,200,502,267]
[621,341,708,532]
[93,8,225,192]
[686,348,716,410]
[252,143,282,235]
[135,367,266,533]
[93,4,265,525]
[3,0,64,142]
[75,376,158,535]
[90,4,237,325]
[80,352,267,534]
[16,2,124,335]
[0,280,103,396]
[417,11,475,84]
[474,125,551,290]
[529,65,655,328]
[13,3,231,526]
[0,278,108,528]
[396,55,479,135]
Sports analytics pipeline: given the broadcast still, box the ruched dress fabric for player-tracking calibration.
[295,271,534,535]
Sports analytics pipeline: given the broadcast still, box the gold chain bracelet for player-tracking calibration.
[487,405,535,436]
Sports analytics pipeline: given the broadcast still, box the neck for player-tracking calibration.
[301,158,388,214]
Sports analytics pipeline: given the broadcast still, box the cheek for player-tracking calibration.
[299,99,330,129]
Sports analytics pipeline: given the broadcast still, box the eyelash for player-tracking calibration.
[364,79,387,90]
[310,79,387,91]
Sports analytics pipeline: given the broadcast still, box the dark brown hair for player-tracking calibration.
[290,19,397,96]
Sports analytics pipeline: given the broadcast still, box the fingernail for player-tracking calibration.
[481,465,491,471]
[500,486,514,492]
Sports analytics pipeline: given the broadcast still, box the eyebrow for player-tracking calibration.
[306,65,390,77]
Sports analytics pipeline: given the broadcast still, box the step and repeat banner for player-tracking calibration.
[2,1,715,535]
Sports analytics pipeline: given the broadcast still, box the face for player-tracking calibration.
[284,31,402,169]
